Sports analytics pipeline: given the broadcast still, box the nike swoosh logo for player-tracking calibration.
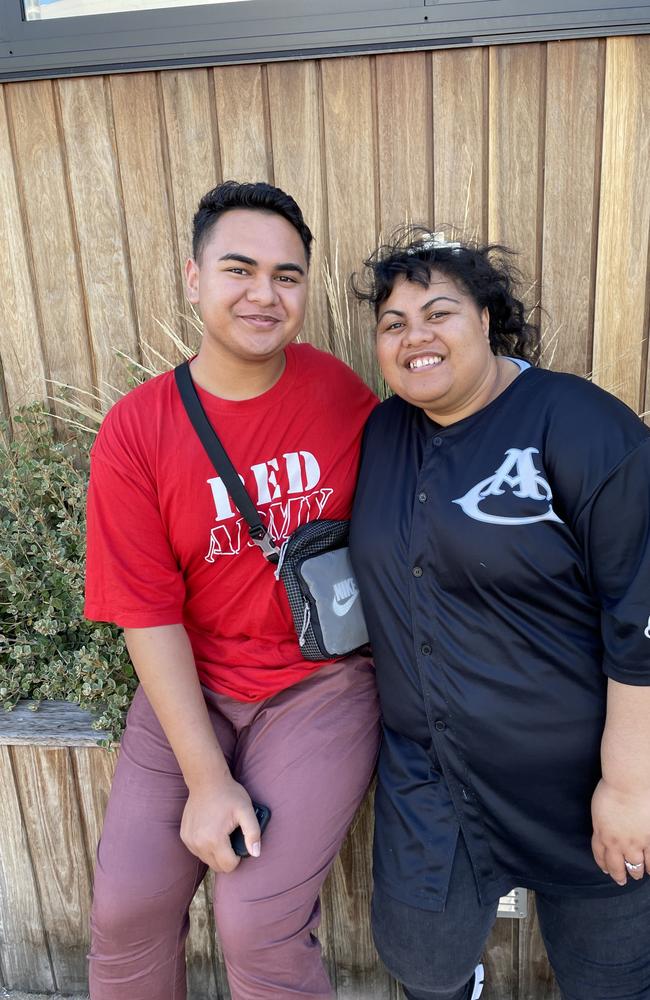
[332,592,359,617]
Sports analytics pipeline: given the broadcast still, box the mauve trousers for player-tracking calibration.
[89,655,380,1000]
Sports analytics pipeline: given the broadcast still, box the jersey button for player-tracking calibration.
[418,491,428,503]
[434,720,446,732]
[433,436,443,446]
[421,642,432,655]
[412,566,423,577]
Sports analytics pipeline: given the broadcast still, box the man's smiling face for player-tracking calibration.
[185,208,309,369]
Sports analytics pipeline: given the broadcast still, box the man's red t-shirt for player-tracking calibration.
[84,344,377,701]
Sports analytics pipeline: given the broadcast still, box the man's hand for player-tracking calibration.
[181,777,262,873]
[591,778,650,885]
[123,626,262,873]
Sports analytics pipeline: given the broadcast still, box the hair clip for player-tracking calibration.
[406,231,462,255]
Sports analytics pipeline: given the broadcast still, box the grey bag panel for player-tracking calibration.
[278,519,368,659]
[298,548,369,655]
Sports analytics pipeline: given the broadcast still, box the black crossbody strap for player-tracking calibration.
[174,361,278,562]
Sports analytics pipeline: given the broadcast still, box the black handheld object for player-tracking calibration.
[230,802,272,858]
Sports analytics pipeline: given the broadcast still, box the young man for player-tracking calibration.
[84,181,379,1000]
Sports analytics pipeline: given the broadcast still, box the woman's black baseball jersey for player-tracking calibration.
[350,365,650,909]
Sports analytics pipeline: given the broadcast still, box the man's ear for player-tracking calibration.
[185,257,200,304]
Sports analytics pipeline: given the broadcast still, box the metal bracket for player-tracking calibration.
[497,887,528,919]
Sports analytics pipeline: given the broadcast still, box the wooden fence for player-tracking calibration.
[0,36,649,418]
[0,702,561,999]
[1,30,649,1000]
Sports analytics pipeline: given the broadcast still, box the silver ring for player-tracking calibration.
[624,860,644,872]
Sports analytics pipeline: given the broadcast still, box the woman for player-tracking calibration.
[349,228,650,1000]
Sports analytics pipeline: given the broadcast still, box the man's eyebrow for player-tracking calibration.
[276,262,305,276]
[219,253,257,266]
[218,253,305,277]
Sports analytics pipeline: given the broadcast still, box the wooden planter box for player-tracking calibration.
[0,701,560,999]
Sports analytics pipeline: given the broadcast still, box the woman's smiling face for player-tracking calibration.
[375,270,495,425]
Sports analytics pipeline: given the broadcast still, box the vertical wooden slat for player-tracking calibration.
[541,41,601,376]
[321,793,394,999]
[110,72,184,360]
[0,356,10,425]
[6,81,94,395]
[205,869,232,999]
[321,57,378,387]
[518,895,561,1000]
[432,47,486,240]
[0,746,55,992]
[73,745,117,871]
[57,76,140,396]
[186,878,220,1000]
[488,44,545,301]
[593,36,650,410]
[375,52,431,237]
[266,60,330,350]
[161,69,219,273]
[213,65,270,183]
[484,918,517,999]
[11,745,93,992]
[0,86,46,411]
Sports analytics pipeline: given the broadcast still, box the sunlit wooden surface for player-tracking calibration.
[0,703,564,999]
[0,37,648,417]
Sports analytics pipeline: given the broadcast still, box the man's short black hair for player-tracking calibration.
[192,180,313,265]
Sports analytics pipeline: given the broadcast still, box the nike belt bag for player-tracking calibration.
[174,361,369,661]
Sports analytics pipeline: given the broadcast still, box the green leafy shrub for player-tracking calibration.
[0,408,136,741]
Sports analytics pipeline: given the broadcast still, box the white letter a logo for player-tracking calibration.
[453,448,563,525]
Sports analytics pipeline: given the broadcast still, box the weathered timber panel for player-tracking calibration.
[57,76,140,396]
[0,745,55,992]
[540,39,602,377]
[375,51,431,237]
[109,73,183,360]
[431,46,487,242]
[186,877,220,1000]
[4,80,94,403]
[518,894,562,1000]
[0,710,561,998]
[320,790,397,999]
[321,56,377,386]
[1,31,649,998]
[160,69,220,276]
[1,37,649,420]
[212,64,270,184]
[10,744,93,992]
[488,44,544,321]
[0,86,46,412]
[266,60,330,351]
[593,36,650,412]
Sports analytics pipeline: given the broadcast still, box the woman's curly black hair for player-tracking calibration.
[351,226,540,364]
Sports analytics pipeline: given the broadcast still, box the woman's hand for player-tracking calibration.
[591,778,650,885]
[181,776,261,873]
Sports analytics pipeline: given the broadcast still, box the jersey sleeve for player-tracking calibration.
[574,438,650,685]
[84,424,186,628]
